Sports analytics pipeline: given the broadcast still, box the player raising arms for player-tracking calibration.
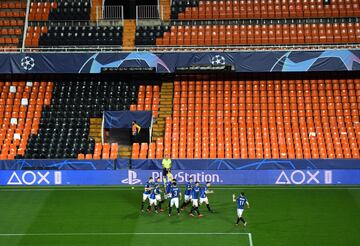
[141,177,154,212]
[154,177,164,212]
[168,179,181,216]
[148,183,161,213]
[200,182,214,213]
[189,182,202,217]
[181,177,193,210]
[232,192,250,226]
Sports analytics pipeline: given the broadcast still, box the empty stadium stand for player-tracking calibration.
[134,0,360,48]
[0,81,50,160]
[171,0,360,20]
[24,80,137,159]
[0,1,26,50]
[25,0,123,48]
[2,77,359,160]
[133,78,360,159]
[137,19,360,46]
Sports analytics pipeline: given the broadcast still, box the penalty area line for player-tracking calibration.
[248,233,253,246]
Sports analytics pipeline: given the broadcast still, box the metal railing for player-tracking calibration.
[1,44,359,53]
[136,5,163,25]
[96,5,124,25]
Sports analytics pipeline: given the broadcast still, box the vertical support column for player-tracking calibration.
[135,6,138,26]
[22,0,31,50]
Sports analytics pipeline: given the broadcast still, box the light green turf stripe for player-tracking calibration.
[0,187,359,192]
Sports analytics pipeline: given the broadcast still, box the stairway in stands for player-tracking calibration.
[159,0,171,21]
[90,0,102,21]
[152,82,173,140]
[89,118,102,142]
[119,145,131,158]
[122,20,136,50]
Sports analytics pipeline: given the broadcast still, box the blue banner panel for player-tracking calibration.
[104,111,152,129]
[1,50,360,74]
[0,159,115,170]
[130,159,360,170]
[0,169,359,186]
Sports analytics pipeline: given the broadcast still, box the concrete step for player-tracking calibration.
[159,105,173,110]
[91,137,101,142]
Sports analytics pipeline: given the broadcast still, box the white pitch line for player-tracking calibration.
[0,187,359,192]
[248,233,253,246]
[0,232,250,237]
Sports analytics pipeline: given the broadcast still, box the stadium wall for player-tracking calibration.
[1,50,360,74]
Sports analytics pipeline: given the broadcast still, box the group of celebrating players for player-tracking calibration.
[140,173,250,226]
[141,175,213,217]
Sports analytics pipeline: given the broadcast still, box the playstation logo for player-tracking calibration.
[121,170,141,185]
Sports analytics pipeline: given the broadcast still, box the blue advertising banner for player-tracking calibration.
[1,50,360,74]
[0,159,115,170]
[0,169,359,186]
[104,111,153,129]
[129,159,360,170]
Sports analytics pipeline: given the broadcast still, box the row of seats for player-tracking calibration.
[0,2,27,9]
[0,11,26,18]
[172,0,360,20]
[153,22,360,46]
[29,0,90,21]
[135,25,170,45]
[0,20,24,27]
[0,38,20,45]
[26,25,123,47]
[78,143,118,159]
[137,79,360,159]
[0,28,22,36]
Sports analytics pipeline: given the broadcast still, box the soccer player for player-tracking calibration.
[168,179,181,216]
[233,192,250,226]
[154,178,164,212]
[181,177,193,210]
[148,184,161,213]
[141,177,153,212]
[189,181,202,217]
[164,176,173,200]
[200,182,214,213]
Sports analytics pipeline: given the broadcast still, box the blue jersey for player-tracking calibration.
[170,186,180,198]
[150,187,160,199]
[191,186,200,199]
[143,182,152,195]
[184,181,193,196]
[200,186,208,198]
[236,196,248,209]
[166,181,172,194]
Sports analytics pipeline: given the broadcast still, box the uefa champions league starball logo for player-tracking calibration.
[210,55,226,66]
[20,56,35,71]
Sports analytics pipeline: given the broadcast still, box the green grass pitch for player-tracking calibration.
[0,186,359,246]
